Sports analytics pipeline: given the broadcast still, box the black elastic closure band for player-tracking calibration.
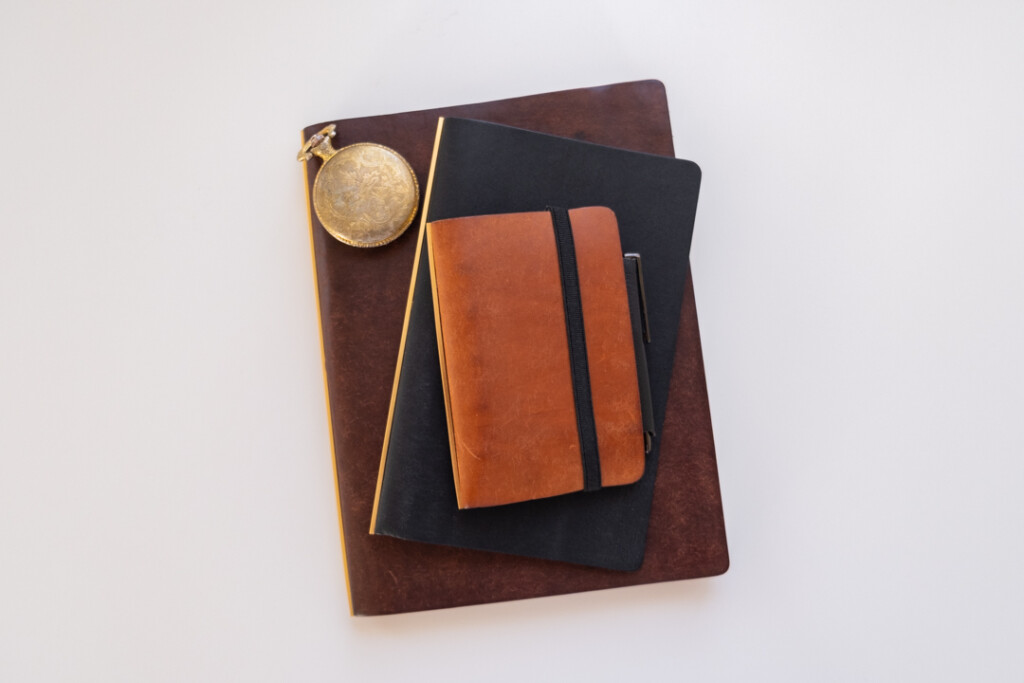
[548,206,602,492]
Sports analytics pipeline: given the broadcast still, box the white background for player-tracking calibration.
[2,1,1022,680]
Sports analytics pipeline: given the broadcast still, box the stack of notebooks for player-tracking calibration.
[299,80,728,616]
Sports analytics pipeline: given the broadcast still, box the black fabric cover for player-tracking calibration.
[372,118,701,571]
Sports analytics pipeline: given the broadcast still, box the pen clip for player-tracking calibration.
[624,253,651,343]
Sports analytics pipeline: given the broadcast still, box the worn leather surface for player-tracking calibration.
[428,207,644,508]
[301,80,728,615]
[570,208,646,488]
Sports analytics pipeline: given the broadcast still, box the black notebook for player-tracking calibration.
[370,118,702,570]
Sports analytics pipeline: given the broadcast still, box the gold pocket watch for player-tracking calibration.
[297,124,419,248]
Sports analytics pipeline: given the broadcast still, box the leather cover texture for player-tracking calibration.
[372,117,701,571]
[300,80,728,615]
[427,207,646,509]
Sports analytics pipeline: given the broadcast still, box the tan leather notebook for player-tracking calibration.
[426,207,650,508]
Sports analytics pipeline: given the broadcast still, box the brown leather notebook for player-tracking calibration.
[427,207,648,508]
[300,80,728,615]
